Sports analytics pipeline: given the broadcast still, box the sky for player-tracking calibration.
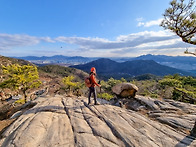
[0,0,195,57]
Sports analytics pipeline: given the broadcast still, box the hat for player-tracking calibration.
[91,67,96,72]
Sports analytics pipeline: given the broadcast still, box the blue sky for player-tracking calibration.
[0,0,195,57]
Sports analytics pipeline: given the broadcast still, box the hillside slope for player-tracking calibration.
[0,55,88,81]
[38,64,88,82]
[0,56,33,66]
[0,56,88,100]
[0,95,196,146]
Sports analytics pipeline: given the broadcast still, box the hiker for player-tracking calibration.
[88,67,101,105]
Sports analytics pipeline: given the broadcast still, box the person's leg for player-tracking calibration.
[88,87,92,104]
[92,87,97,104]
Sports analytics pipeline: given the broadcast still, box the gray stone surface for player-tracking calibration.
[112,95,196,134]
[0,95,196,147]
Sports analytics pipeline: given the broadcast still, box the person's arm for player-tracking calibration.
[91,74,101,87]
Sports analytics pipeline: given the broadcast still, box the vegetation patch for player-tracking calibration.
[98,93,114,100]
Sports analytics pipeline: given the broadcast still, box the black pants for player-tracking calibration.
[88,87,97,104]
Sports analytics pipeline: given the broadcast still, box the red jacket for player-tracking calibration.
[90,73,99,87]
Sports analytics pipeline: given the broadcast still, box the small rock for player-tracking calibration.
[10,111,22,119]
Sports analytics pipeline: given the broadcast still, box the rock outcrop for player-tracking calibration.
[0,95,196,147]
[112,96,196,133]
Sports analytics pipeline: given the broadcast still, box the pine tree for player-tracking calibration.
[62,75,78,95]
[0,64,41,102]
[161,0,196,46]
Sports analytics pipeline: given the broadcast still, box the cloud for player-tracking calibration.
[54,30,189,57]
[55,36,109,49]
[55,31,177,50]
[111,36,193,57]
[136,17,144,22]
[0,31,189,57]
[40,37,55,43]
[137,18,163,27]
[0,33,54,50]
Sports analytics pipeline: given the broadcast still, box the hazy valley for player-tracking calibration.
[14,54,196,74]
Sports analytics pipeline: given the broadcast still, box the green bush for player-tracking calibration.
[100,78,122,93]
[15,99,25,104]
[97,93,114,101]
[159,78,182,88]
[150,93,158,98]
[158,75,196,103]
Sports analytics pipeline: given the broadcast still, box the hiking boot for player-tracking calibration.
[94,102,99,105]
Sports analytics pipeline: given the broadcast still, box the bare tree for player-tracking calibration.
[184,48,196,55]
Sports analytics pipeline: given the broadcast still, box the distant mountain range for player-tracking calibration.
[71,58,195,80]
[13,55,97,66]
[13,54,196,73]
[134,54,196,72]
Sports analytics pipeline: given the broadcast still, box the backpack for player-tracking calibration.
[85,77,92,87]
[85,73,93,87]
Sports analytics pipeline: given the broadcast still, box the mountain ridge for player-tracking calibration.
[71,58,195,79]
[12,54,196,72]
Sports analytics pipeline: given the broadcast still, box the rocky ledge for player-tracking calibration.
[0,95,196,147]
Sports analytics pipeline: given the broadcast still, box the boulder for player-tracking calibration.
[112,83,138,98]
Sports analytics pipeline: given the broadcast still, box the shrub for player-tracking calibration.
[159,78,182,88]
[97,93,114,101]
[15,99,26,104]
